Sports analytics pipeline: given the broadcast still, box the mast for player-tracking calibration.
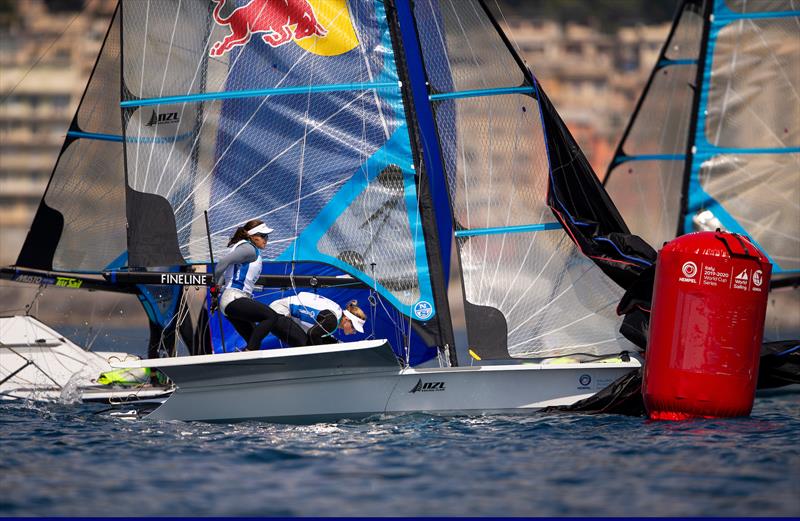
[389,0,458,365]
[678,0,714,238]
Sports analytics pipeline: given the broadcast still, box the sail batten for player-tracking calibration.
[120,81,400,107]
[454,223,562,237]
[428,86,534,101]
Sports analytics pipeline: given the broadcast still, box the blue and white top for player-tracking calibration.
[214,240,262,313]
[269,292,342,332]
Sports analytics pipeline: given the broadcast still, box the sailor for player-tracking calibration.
[268,292,367,346]
[213,219,367,350]
[213,219,276,351]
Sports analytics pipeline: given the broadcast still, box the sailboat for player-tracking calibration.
[6,0,659,421]
[605,0,799,342]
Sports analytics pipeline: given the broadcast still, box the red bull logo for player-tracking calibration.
[210,0,328,57]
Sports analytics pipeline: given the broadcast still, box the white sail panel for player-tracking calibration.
[622,64,697,156]
[705,17,800,148]
[664,3,705,59]
[605,161,684,249]
[438,95,550,229]
[415,0,524,93]
[699,153,800,271]
[725,0,798,12]
[459,230,631,358]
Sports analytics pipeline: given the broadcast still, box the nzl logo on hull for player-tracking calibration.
[209,0,359,57]
[409,379,445,393]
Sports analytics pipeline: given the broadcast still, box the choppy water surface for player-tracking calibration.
[1,391,798,516]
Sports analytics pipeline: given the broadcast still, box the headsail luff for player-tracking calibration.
[605,0,800,341]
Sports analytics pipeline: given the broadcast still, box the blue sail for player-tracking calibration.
[120,0,448,364]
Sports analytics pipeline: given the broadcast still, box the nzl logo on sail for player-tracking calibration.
[145,110,179,127]
[409,379,446,393]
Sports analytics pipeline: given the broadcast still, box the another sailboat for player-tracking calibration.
[605,0,799,341]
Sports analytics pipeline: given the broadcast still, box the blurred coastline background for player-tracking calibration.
[0,0,675,339]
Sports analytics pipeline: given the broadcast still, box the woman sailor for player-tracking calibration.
[213,219,367,350]
[268,292,367,346]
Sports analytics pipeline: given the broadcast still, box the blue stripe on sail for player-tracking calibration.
[429,86,535,102]
[120,82,400,108]
[454,222,562,237]
[67,130,123,142]
[612,153,685,166]
[694,146,800,157]
[657,58,697,67]
[282,126,437,321]
[67,130,194,144]
[713,10,800,23]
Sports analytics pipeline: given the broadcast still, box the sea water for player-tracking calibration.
[1,389,798,516]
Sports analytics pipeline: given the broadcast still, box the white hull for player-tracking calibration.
[116,340,641,423]
[0,315,171,404]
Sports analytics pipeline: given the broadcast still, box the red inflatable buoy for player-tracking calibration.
[643,231,771,420]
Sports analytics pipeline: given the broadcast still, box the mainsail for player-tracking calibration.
[605,0,800,339]
[119,0,454,363]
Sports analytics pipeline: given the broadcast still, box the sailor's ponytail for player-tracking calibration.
[227,219,264,246]
[345,300,367,321]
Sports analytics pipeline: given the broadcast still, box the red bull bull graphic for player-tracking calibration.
[210,0,328,57]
